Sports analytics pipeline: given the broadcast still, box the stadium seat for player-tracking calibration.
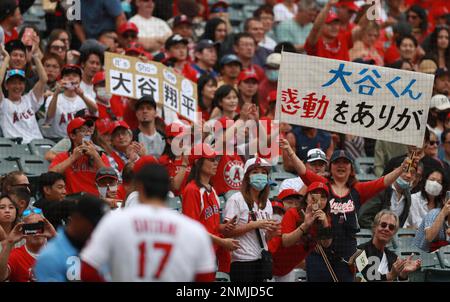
[395,228,416,250]
[18,155,50,176]
[438,245,450,268]
[272,172,297,181]
[167,196,182,212]
[0,143,32,158]
[0,157,21,175]
[215,272,230,282]
[423,268,450,282]
[355,229,372,246]
[293,268,307,282]
[29,139,56,158]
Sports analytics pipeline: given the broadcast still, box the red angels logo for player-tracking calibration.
[224,160,244,189]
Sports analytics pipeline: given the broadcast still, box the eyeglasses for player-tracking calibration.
[428,140,440,146]
[22,208,43,217]
[51,45,67,51]
[379,222,396,231]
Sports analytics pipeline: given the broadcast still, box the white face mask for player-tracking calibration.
[97,185,118,198]
[425,179,442,197]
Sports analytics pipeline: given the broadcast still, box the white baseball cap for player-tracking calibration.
[306,148,328,163]
[243,157,271,175]
[430,94,450,111]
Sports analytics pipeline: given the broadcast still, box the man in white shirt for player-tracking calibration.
[79,44,105,101]
[132,96,166,158]
[129,0,172,53]
[81,163,216,282]
[0,43,47,144]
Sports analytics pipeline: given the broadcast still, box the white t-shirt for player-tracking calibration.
[80,81,96,103]
[259,36,277,51]
[223,192,273,262]
[138,131,166,158]
[81,204,216,281]
[403,192,431,229]
[389,185,406,218]
[279,177,305,192]
[129,15,172,39]
[124,191,139,208]
[0,92,44,144]
[274,3,298,22]
[46,93,87,138]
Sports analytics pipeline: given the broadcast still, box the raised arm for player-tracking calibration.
[31,41,48,101]
[425,204,450,243]
[75,87,98,114]
[306,0,339,47]
[279,138,307,176]
[0,45,10,103]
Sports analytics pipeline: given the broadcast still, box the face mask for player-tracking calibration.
[96,87,112,102]
[97,186,108,198]
[396,177,410,190]
[249,173,268,191]
[425,180,442,196]
[97,185,118,198]
[265,69,279,82]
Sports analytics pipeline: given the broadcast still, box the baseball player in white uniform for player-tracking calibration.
[80,163,216,282]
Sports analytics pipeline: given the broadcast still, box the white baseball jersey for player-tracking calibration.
[81,204,216,282]
[0,92,44,144]
[80,81,96,102]
[46,93,87,138]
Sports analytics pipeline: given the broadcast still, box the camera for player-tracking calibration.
[22,221,44,235]
[311,194,321,211]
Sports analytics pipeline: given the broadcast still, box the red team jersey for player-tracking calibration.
[7,246,36,282]
[211,154,244,196]
[305,33,351,61]
[50,152,111,195]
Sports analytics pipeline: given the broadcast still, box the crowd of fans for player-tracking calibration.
[0,0,449,282]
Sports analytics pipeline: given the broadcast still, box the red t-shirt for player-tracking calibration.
[49,152,111,195]
[4,28,19,44]
[159,155,191,196]
[8,246,36,282]
[182,181,221,237]
[269,208,321,277]
[305,33,351,62]
[211,154,244,196]
[301,170,387,205]
[97,95,126,121]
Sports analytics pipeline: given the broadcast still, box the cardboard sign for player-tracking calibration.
[105,52,198,122]
[276,52,435,147]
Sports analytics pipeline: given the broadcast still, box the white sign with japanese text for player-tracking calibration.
[276,52,434,147]
[105,52,198,123]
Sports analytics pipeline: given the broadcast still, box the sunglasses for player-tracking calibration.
[407,14,419,20]
[123,32,137,39]
[379,222,396,231]
[428,140,439,146]
[12,183,31,189]
[51,45,67,51]
[23,208,43,217]
[206,156,221,162]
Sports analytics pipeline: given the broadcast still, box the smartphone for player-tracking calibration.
[22,28,34,47]
[446,191,450,202]
[22,221,44,235]
[405,151,417,173]
[311,194,321,211]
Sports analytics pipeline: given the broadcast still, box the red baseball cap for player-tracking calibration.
[95,119,113,135]
[271,201,285,211]
[189,143,217,163]
[237,69,259,84]
[447,112,450,120]
[118,22,139,35]
[92,71,105,86]
[325,12,340,24]
[306,182,330,195]
[67,117,87,135]
[165,122,188,138]
[109,120,130,135]
[336,1,359,12]
[278,188,302,201]
[268,90,277,104]
[133,155,159,173]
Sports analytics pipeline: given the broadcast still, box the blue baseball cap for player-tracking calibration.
[330,150,354,165]
[219,54,242,67]
[5,69,26,82]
